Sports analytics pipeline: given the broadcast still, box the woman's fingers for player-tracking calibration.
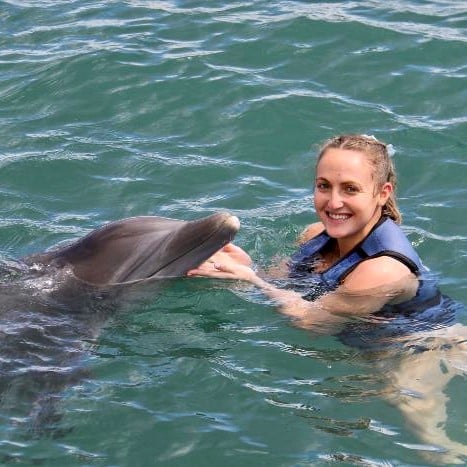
[187,262,234,279]
[186,243,254,280]
[221,243,253,266]
[187,260,256,282]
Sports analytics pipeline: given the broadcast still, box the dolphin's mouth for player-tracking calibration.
[100,213,240,286]
[145,214,240,280]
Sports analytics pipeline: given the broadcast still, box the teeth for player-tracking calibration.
[328,213,350,220]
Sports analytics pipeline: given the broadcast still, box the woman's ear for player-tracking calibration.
[378,182,393,206]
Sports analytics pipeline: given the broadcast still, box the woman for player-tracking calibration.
[188,134,424,330]
[188,134,467,461]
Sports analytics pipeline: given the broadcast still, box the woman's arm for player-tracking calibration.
[187,254,418,332]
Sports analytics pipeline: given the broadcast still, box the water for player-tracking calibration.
[1,0,466,465]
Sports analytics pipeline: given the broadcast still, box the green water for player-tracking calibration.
[1,1,466,465]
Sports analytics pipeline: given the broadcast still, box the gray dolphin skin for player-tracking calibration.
[0,211,239,436]
[23,211,240,286]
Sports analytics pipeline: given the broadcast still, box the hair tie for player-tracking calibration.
[361,134,378,142]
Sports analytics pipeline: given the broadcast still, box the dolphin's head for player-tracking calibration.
[27,212,240,286]
[148,212,241,280]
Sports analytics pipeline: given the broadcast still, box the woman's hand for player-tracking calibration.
[216,243,253,267]
[186,243,256,281]
[187,260,257,282]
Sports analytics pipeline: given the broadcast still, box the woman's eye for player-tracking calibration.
[345,185,359,193]
[316,182,329,191]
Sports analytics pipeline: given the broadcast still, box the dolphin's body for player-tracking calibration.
[23,211,240,286]
[0,212,239,437]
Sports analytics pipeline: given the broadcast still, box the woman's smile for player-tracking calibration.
[326,211,352,221]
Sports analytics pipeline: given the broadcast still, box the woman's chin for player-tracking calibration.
[323,221,353,238]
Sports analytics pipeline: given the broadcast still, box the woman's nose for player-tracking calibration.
[327,190,344,209]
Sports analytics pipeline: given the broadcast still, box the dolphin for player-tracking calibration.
[0,211,240,437]
[22,211,240,286]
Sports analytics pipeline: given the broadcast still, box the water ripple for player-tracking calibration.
[1,1,466,465]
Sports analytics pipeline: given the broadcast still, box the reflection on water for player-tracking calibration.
[341,291,467,463]
[263,263,467,462]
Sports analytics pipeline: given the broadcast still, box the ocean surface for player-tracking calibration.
[1,1,466,465]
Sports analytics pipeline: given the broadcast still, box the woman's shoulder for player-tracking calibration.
[344,256,416,292]
[297,222,325,244]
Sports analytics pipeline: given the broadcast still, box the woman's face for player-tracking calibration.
[314,148,392,252]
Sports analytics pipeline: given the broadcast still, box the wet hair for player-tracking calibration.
[316,134,402,224]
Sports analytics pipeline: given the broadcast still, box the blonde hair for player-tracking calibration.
[317,134,401,224]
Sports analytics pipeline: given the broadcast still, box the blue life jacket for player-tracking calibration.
[290,216,424,286]
[289,216,459,348]
[288,216,438,303]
